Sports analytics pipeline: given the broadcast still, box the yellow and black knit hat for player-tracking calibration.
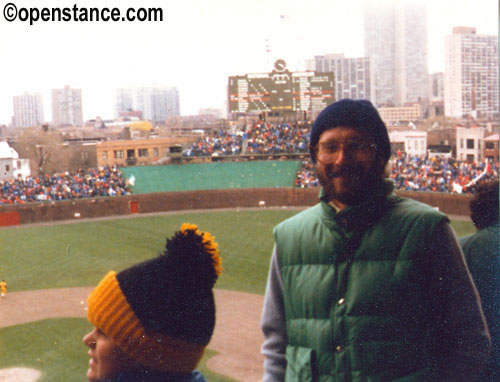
[87,223,222,374]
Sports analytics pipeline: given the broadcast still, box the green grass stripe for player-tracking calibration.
[0,209,300,295]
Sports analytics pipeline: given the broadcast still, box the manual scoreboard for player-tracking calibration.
[228,59,335,114]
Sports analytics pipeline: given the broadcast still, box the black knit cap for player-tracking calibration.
[87,223,222,373]
[117,224,221,344]
[309,99,391,163]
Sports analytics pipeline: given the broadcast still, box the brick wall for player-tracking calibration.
[0,188,472,227]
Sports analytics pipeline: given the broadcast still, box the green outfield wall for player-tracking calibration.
[120,161,302,194]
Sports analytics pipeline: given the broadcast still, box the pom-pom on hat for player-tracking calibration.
[309,99,391,164]
[87,223,222,374]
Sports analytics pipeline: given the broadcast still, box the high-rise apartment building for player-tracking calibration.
[305,54,373,102]
[12,92,44,128]
[429,73,445,101]
[115,86,180,121]
[115,88,134,116]
[444,27,499,120]
[51,85,83,126]
[364,3,428,106]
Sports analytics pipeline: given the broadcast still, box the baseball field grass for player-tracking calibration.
[0,209,299,294]
[0,209,475,381]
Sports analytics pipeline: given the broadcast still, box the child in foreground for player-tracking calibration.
[83,223,222,382]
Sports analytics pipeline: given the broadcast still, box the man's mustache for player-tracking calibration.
[326,166,363,178]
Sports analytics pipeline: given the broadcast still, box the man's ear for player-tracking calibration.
[381,159,391,178]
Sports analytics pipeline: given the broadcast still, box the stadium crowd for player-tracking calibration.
[294,161,319,188]
[390,153,498,193]
[183,128,244,157]
[245,121,310,155]
[184,121,499,193]
[1,120,497,203]
[295,155,499,193]
[0,165,131,205]
[183,121,311,157]
[184,120,499,193]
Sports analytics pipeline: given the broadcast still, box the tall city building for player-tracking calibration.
[364,3,428,106]
[305,54,374,102]
[115,88,134,116]
[12,92,44,128]
[444,27,499,120]
[429,73,444,101]
[51,85,83,126]
[115,86,180,121]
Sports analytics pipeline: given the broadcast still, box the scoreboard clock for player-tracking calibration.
[228,59,335,114]
[274,59,287,72]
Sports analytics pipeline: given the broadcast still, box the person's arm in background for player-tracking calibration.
[426,220,491,380]
[261,245,287,382]
[461,226,500,380]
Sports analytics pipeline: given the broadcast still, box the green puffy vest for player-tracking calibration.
[275,185,447,381]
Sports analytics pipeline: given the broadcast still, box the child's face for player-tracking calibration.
[82,327,132,381]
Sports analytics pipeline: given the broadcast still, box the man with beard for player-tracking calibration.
[260,99,490,381]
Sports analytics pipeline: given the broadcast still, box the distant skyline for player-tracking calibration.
[0,0,497,124]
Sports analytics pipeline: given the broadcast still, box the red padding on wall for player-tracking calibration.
[129,200,139,214]
[0,211,20,226]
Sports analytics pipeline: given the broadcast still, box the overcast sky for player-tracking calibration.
[0,0,498,124]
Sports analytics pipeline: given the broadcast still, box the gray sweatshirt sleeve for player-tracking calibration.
[261,245,287,382]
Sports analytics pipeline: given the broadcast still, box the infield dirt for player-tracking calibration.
[0,288,264,382]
